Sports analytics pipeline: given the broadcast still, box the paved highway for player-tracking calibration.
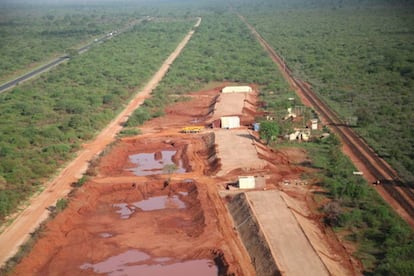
[0,55,69,93]
[0,17,150,94]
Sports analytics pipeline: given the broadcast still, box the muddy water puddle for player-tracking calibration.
[113,195,186,219]
[135,195,186,211]
[99,232,113,238]
[127,150,186,176]
[80,249,217,276]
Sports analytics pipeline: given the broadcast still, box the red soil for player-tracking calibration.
[11,87,358,276]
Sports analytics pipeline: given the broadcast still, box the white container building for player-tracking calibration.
[310,119,318,130]
[221,116,240,129]
[221,86,252,93]
[238,176,256,189]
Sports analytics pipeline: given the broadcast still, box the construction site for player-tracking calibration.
[11,86,358,275]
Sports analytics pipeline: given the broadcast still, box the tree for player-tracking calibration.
[163,164,178,189]
[259,121,280,144]
[65,48,78,58]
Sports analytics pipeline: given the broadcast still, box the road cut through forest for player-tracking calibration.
[9,84,358,275]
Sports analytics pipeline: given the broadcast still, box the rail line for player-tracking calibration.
[293,79,414,219]
[238,14,414,226]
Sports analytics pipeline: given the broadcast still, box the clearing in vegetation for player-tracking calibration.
[10,87,356,276]
[1,1,413,274]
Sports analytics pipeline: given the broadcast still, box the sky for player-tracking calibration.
[0,0,186,3]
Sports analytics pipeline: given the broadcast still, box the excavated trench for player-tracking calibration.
[81,180,232,275]
[11,131,241,275]
[14,179,234,275]
[227,193,281,276]
[9,87,284,275]
[201,133,221,175]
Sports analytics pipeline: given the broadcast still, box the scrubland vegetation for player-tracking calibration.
[236,0,414,182]
[235,0,414,273]
[0,5,138,81]
[0,15,194,219]
[128,1,413,273]
[0,0,413,274]
[127,14,285,125]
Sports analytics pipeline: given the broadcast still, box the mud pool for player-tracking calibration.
[113,195,187,219]
[127,150,186,176]
[80,249,217,276]
[134,195,186,211]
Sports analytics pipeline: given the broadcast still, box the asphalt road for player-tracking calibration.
[0,17,150,94]
[0,56,69,93]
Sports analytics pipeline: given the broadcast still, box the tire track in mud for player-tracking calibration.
[0,17,202,267]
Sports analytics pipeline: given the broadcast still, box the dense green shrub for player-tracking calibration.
[301,135,414,274]
[0,18,194,220]
[0,4,134,80]
[238,0,414,182]
[127,12,284,126]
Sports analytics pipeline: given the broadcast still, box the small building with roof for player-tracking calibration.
[221,86,252,93]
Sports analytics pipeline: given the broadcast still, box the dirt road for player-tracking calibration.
[0,17,202,267]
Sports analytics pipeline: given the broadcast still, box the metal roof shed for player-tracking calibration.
[222,86,252,93]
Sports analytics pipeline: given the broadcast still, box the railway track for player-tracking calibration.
[239,14,414,226]
[292,79,414,219]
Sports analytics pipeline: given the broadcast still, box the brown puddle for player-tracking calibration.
[112,203,135,219]
[113,195,187,219]
[99,232,113,238]
[134,195,186,211]
[127,150,186,176]
[80,249,217,276]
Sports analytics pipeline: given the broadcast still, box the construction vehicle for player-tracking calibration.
[181,126,204,133]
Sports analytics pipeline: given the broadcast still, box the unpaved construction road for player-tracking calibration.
[0,17,202,267]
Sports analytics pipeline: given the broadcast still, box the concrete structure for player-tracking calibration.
[288,131,301,141]
[246,191,329,276]
[222,86,252,93]
[287,129,310,141]
[310,119,318,130]
[238,176,256,189]
[284,107,297,120]
[221,116,240,129]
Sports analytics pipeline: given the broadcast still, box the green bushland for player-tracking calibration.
[118,128,142,137]
[0,4,137,81]
[73,175,87,188]
[0,1,412,274]
[236,0,414,182]
[141,5,411,273]
[0,18,194,221]
[259,82,414,274]
[55,198,68,213]
[304,137,413,274]
[126,13,284,126]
